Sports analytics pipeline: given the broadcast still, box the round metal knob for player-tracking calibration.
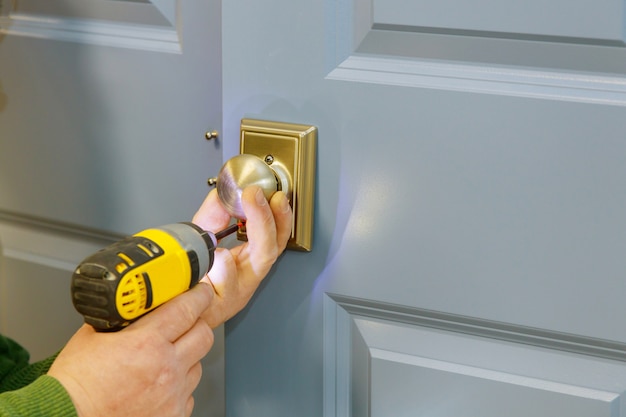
[216,154,279,219]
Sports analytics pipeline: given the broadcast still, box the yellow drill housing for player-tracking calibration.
[71,222,215,331]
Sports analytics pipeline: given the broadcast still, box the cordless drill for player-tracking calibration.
[71,222,239,332]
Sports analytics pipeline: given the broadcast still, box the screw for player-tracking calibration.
[205,130,219,140]
[264,154,275,165]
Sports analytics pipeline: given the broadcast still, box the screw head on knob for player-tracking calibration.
[216,154,279,219]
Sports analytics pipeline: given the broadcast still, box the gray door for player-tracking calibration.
[222,0,626,416]
[0,1,224,415]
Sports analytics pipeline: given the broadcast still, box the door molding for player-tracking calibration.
[0,0,181,53]
[325,0,626,105]
[324,293,626,416]
[326,293,626,362]
[0,209,121,271]
[327,54,626,106]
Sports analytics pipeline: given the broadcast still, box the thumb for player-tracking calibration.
[134,282,215,342]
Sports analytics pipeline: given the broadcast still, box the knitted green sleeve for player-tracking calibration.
[0,376,77,417]
[0,336,54,392]
[0,337,29,389]
[0,335,77,417]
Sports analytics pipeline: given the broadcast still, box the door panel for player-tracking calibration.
[0,0,221,233]
[372,0,623,40]
[326,295,626,416]
[223,0,626,415]
[0,1,224,415]
[1,0,178,52]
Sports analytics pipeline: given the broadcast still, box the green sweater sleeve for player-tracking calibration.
[0,335,77,417]
[0,376,77,417]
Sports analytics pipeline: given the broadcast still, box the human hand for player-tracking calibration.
[192,186,292,328]
[48,282,215,417]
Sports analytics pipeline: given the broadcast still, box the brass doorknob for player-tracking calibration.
[216,154,288,219]
[212,118,316,251]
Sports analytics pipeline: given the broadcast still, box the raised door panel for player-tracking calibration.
[323,0,626,340]
[331,0,626,101]
[1,0,178,52]
[373,0,624,40]
[0,0,221,233]
[325,295,626,416]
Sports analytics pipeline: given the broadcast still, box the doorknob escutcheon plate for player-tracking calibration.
[236,118,317,251]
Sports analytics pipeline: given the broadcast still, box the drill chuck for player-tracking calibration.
[71,222,216,331]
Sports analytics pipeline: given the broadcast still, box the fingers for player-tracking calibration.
[192,189,232,232]
[184,362,203,417]
[174,315,214,366]
[186,362,203,399]
[241,187,292,274]
[137,282,215,342]
[193,187,292,252]
[269,191,293,250]
[186,395,195,417]
[192,185,292,330]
